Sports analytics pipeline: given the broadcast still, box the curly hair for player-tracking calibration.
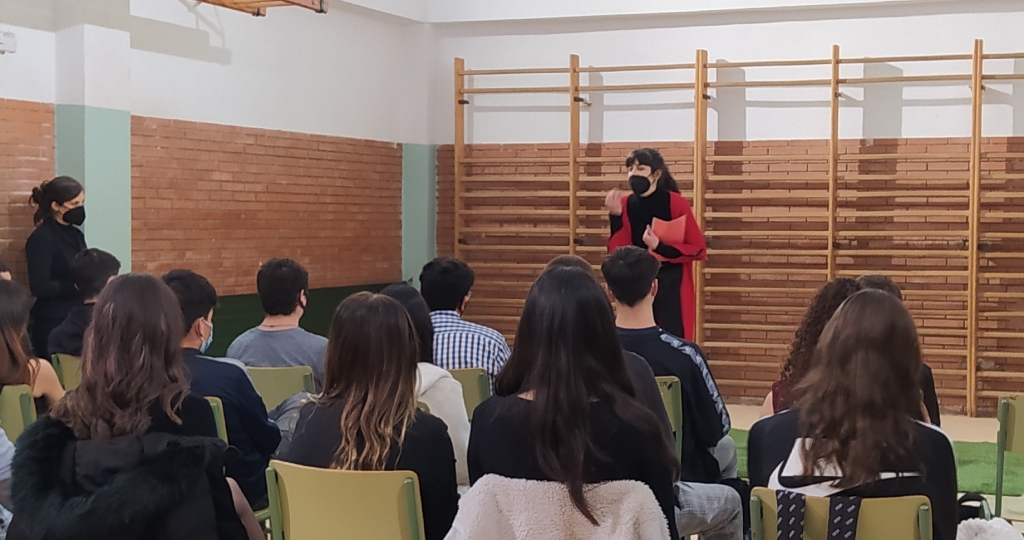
[777,278,862,409]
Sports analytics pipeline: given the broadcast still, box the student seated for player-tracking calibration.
[0,280,64,414]
[419,257,510,391]
[748,289,957,540]
[543,254,673,440]
[380,283,470,487]
[602,247,735,483]
[226,258,327,391]
[856,274,941,427]
[759,278,860,417]
[468,267,681,539]
[9,274,262,540]
[281,292,458,540]
[163,270,281,509]
[48,248,121,357]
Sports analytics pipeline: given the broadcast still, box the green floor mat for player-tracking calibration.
[729,429,1023,496]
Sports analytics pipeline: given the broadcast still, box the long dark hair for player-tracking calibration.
[30,176,83,225]
[51,274,190,439]
[777,278,861,409]
[495,267,678,524]
[626,148,680,194]
[0,280,35,388]
[320,292,419,470]
[793,289,923,487]
[380,283,435,365]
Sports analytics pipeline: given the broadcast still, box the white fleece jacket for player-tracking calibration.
[416,363,470,486]
[445,475,671,540]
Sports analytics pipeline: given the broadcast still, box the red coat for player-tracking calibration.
[607,192,707,340]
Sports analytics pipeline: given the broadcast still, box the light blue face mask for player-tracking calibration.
[200,319,214,354]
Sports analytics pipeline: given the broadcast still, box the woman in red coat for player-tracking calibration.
[606,148,707,341]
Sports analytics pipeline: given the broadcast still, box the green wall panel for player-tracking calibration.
[207,283,390,357]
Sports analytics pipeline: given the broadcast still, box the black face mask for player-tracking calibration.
[629,175,652,196]
[63,206,85,226]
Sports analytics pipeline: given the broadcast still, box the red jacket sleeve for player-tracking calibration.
[658,193,706,263]
[607,196,633,252]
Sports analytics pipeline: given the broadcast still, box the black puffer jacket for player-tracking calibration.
[8,417,248,540]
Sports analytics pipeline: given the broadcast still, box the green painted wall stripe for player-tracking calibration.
[207,283,389,357]
[401,143,437,287]
[55,104,132,271]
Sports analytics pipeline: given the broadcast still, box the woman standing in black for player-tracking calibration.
[606,148,706,341]
[24,176,87,358]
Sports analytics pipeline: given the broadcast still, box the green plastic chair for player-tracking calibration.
[0,385,37,443]
[265,460,426,540]
[448,368,489,420]
[655,376,683,461]
[51,353,83,391]
[750,486,931,540]
[996,394,1024,516]
[205,396,229,443]
[246,366,315,411]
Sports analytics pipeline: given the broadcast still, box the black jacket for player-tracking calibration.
[25,218,86,320]
[8,417,248,540]
[47,304,93,357]
[183,348,281,505]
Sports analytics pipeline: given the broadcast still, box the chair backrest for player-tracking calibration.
[655,376,683,461]
[0,385,37,443]
[999,394,1024,454]
[246,366,315,412]
[265,460,426,540]
[447,368,489,420]
[205,396,229,443]
[995,394,1024,516]
[51,354,83,391]
[750,486,931,540]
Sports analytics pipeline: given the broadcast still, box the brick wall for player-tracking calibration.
[132,117,403,295]
[0,99,55,282]
[438,137,1024,414]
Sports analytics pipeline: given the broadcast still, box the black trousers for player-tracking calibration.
[653,264,684,339]
[29,315,64,360]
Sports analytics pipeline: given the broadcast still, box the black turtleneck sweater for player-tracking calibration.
[609,189,684,261]
[25,218,86,319]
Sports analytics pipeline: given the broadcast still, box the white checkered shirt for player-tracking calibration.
[429,310,511,392]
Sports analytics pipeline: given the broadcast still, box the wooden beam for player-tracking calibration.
[694,48,709,346]
[569,54,580,255]
[454,58,466,260]
[828,44,840,281]
[967,39,984,417]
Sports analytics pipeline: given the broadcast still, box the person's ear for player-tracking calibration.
[459,293,471,313]
[299,290,308,308]
[106,275,116,285]
[50,200,62,214]
[651,169,662,182]
[604,284,617,304]
[651,279,659,299]
[190,318,205,339]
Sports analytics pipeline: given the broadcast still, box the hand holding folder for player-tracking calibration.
[648,217,688,262]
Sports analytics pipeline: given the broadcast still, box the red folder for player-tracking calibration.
[650,217,688,262]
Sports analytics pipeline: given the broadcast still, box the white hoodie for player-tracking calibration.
[416,363,470,486]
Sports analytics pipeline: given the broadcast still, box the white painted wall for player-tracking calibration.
[425,0,957,24]
[0,24,55,104]
[430,2,1024,144]
[128,1,432,144]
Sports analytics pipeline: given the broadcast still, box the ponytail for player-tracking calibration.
[30,176,83,225]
